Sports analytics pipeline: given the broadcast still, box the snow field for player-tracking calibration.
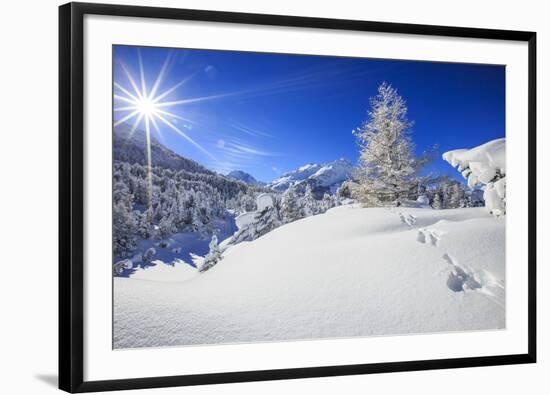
[114,205,504,349]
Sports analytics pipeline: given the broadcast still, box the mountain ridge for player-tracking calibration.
[226,170,265,186]
[267,158,353,194]
[113,123,213,175]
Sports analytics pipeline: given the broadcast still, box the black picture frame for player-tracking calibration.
[59,2,537,393]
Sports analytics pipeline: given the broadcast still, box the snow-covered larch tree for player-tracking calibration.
[353,82,432,206]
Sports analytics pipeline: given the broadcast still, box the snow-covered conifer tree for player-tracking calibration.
[142,247,156,264]
[322,193,335,212]
[112,181,138,257]
[199,235,222,272]
[353,82,432,206]
[300,184,317,217]
[280,186,301,224]
[448,183,466,208]
[432,191,443,210]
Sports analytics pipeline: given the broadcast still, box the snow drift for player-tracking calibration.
[443,138,506,216]
[114,205,505,349]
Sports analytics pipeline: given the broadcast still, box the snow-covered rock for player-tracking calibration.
[443,138,506,216]
[268,158,353,192]
[443,138,505,175]
[256,193,274,211]
[114,205,504,349]
[235,212,256,230]
[235,194,274,230]
[416,195,430,206]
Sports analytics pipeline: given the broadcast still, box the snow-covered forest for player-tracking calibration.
[113,81,506,349]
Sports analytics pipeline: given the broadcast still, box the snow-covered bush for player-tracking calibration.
[113,259,133,276]
[228,186,339,249]
[142,247,156,264]
[443,138,505,216]
[229,193,282,246]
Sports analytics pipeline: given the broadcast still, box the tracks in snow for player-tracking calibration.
[442,253,482,292]
[417,228,442,246]
[398,212,416,228]
[391,209,503,304]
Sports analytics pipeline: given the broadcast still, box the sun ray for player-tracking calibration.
[114,94,137,105]
[155,109,196,125]
[149,115,165,142]
[152,73,197,104]
[137,49,147,98]
[127,113,144,141]
[119,60,143,99]
[114,82,140,103]
[155,91,237,108]
[144,115,154,221]
[148,52,172,99]
[114,110,139,127]
[156,113,216,160]
[114,106,138,112]
[119,112,145,151]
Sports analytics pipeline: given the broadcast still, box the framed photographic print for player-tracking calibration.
[59,2,537,393]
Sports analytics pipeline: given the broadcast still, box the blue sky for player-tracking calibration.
[113,45,505,183]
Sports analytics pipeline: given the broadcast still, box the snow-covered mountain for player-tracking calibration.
[113,122,213,174]
[268,158,353,193]
[226,170,265,186]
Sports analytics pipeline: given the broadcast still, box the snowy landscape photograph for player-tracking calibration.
[112,45,506,350]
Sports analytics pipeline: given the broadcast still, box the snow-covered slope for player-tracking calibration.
[267,158,353,192]
[113,122,213,174]
[114,205,505,349]
[226,170,264,186]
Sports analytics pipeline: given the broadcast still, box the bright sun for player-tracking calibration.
[113,50,216,160]
[113,50,218,222]
[135,97,158,117]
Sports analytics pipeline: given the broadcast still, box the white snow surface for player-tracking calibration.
[114,205,505,349]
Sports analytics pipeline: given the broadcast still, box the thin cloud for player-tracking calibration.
[231,122,275,139]
[222,141,279,157]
